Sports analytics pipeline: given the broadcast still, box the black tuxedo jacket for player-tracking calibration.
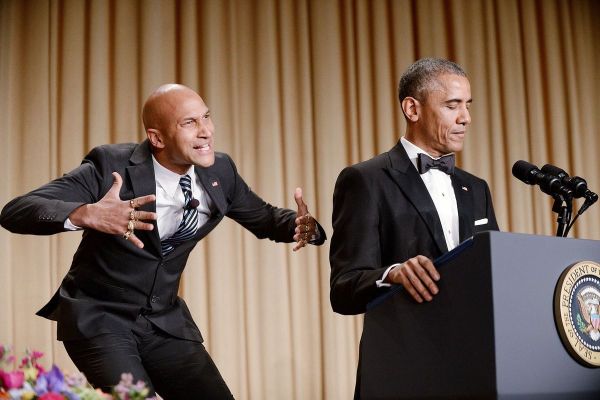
[0,140,325,342]
[329,141,498,315]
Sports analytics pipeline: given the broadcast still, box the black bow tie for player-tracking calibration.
[417,153,455,175]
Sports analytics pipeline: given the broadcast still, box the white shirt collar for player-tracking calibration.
[400,136,454,171]
[401,136,432,171]
[151,156,195,196]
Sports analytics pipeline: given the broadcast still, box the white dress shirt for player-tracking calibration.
[152,156,212,240]
[65,158,213,240]
[401,137,459,250]
[376,137,459,287]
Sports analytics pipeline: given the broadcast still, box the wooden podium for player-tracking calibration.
[361,231,600,399]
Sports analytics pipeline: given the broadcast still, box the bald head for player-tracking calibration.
[142,84,199,132]
[142,83,215,173]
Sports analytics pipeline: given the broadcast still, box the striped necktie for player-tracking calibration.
[161,174,198,255]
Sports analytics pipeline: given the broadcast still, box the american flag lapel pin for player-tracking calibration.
[462,186,468,191]
[212,181,219,187]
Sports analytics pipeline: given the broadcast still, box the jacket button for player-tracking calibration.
[151,295,160,303]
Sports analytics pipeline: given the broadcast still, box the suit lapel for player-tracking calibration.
[196,166,227,219]
[385,142,449,254]
[126,140,162,256]
[452,171,474,242]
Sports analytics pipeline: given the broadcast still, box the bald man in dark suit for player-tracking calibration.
[329,58,498,398]
[1,84,325,399]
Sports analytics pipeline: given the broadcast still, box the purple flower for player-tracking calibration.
[64,371,87,388]
[36,365,67,395]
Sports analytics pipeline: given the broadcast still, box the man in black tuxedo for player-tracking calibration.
[0,84,325,399]
[329,58,498,397]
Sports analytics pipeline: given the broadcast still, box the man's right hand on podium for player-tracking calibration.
[385,255,441,303]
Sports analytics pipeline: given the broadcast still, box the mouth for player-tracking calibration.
[193,143,212,153]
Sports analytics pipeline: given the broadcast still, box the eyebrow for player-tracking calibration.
[180,109,210,122]
[444,98,472,104]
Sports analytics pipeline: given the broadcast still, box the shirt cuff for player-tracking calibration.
[308,229,322,244]
[64,218,82,231]
[376,263,402,288]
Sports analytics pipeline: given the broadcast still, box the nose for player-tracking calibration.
[458,106,471,126]
[197,118,212,137]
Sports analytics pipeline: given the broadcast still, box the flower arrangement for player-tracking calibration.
[0,345,155,400]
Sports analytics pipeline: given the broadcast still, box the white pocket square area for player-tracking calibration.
[474,218,488,226]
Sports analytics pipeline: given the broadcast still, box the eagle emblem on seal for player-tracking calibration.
[576,286,600,341]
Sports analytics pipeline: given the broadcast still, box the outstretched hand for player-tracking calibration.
[293,187,318,252]
[68,172,157,248]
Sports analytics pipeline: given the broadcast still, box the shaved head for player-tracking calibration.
[142,84,198,132]
[142,83,215,173]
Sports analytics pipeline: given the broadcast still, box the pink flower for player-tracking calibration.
[39,393,65,400]
[0,370,25,389]
[36,363,47,374]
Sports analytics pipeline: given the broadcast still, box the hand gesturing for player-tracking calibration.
[69,172,157,248]
[292,187,318,252]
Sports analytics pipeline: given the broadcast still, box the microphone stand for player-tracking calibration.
[551,193,572,237]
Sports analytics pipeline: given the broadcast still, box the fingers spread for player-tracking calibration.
[134,221,155,231]
[134,194,156,208]
[295,213,315,229]
[293,233,307,242]
[128,233,145,249]
[108,172,123,197]
[293,240,307,252]
[134,210,158,221]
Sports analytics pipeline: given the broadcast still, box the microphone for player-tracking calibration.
[586,192,599,205]
[579,192,599,215]
[185,198,200,210]
[512,160,572,197]
[541,164,597,201]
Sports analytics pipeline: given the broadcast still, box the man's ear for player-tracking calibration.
[401,97,420,122]
[146,128,165,149]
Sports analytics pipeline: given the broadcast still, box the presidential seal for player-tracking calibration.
[554,260,600,367]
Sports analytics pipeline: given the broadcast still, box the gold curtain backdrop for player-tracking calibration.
[1,0,599,398]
